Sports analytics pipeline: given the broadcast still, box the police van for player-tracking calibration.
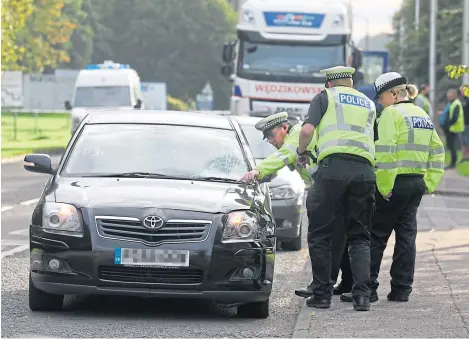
[65,61,144,133]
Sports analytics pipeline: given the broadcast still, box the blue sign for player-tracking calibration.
[196,94,213,110]
[338,93,371,109]
[410,116,434,130]
[263,12,325,28]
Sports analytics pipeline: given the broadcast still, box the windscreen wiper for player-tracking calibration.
[190,176,242,184]
[83,172,189,179]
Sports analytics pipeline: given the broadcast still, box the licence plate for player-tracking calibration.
[114,248,189,267]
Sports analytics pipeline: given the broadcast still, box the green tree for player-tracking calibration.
[91,0,237,109]
[15,0,80,72]
[1,0,33,70]
[387,0,464,105]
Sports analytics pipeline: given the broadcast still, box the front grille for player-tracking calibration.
[96,217,211,244]
[99,266,204,284]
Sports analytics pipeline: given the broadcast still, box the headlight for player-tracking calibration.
[271,185,297,200]
[222,210,259,243]
[42,202,83,237]
[242,9,255,24]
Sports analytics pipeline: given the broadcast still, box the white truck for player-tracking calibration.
[65,60,144,133]
[221,0,361,118]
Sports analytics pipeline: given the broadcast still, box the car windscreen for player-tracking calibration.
[240,123,276,159]
[62,124,249,180]
[73,86,131,107]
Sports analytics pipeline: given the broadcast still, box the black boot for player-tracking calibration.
[387,291,409,302]
[333,283,352,295]
[306,296,331,309]
[353,296,370,311]
[295,286,313,298]
[340,290,378,303]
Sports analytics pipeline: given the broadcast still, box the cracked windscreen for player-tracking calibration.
[62,123,249,181]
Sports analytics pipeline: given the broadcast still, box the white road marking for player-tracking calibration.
[423,206,469,213]
[1,206,14,213]
[1,244,29,258]
[2,239,28,246]
[20,198,39,206]
[8,228,29,235]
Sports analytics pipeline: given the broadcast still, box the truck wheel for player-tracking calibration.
[237,298,269,318]
[29,274,64,311]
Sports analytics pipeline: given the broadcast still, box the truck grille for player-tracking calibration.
[96,217,211,244]
[99,266,204,284]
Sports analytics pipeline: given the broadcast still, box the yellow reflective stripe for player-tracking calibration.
[375,145,396,152]
[307,164,318,175]
[318,124,367,138]
[318,139,373,154]
[427,161,445,169]
[376,160,428,170]
[429,146,445,156]
[273,144,297,166]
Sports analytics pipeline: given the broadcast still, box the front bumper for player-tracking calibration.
[271,196,304,240]
[30,231,275,304]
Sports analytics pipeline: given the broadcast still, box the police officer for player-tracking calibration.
[296,66,377,311]
[239,111,317,188]
[341,72,445,304]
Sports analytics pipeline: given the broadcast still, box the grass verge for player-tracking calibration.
[445,151,469,177]
[1,113,71,159]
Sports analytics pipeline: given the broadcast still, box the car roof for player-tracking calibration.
[84,110,234,130]
[234,115,262,126]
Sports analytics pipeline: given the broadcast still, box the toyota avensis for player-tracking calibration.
[25,110,277,318]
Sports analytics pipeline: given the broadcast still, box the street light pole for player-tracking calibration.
[429,0,437,119]
[463,0,469,84]
[415,0,420,30]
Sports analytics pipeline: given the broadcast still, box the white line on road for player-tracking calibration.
[2,239,29,246]
[1,244,29,258]
[423,207,469,212]
[8,228,29,235]
[20,198,39,206]
[1,206,14,213]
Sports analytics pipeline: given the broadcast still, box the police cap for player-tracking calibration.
[255,111,289,139]
[374,72,408,99]
[321,66,356,83]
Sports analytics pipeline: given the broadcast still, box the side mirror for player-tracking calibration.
[221,63,233,77]
[64,100,72,110]
[222,42,234,63]
[24,154,55,175]
[134,98,142,109]
[351,48,363,69]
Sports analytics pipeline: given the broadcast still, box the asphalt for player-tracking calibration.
[2,156,469,338]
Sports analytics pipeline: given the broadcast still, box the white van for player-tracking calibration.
[65,60,144,133]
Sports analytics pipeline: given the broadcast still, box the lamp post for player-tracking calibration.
[429,0,437,119]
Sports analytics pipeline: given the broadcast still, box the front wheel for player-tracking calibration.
[29,274,64,311]
[237,298,269,318]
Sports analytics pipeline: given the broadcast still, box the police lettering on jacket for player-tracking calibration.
[338,93,372,108]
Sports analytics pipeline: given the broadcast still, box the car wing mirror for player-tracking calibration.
[24,154,55,175]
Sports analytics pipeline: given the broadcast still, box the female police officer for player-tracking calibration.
[342,72,445,303]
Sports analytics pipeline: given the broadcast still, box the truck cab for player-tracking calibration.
[65,60,144,133]
[221,0,359,118]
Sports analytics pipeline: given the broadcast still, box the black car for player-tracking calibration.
[25,110,277,318]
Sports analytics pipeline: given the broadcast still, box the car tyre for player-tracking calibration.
[29,274,64,311]
[282,222,302,251]
[237,298,269,318]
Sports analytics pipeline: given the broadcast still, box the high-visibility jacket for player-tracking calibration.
[449,98,465,133]
[316,87,376,166]
[256,124,317,188]
[415,94,430,115]
[375,103,445,196]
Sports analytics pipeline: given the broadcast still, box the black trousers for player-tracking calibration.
[335,240,354,289]
[445,131,458,167]
[370,175,425,296]
[306,155,376,299]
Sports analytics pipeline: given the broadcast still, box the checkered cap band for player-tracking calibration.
[325,72,353,80]
[262,117,288,131]
[374,77,408,97]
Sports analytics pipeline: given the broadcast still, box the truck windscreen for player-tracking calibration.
[73,86,131,108]
[239,41,345,77]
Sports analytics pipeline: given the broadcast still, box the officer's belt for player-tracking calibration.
[319,153,371,166]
